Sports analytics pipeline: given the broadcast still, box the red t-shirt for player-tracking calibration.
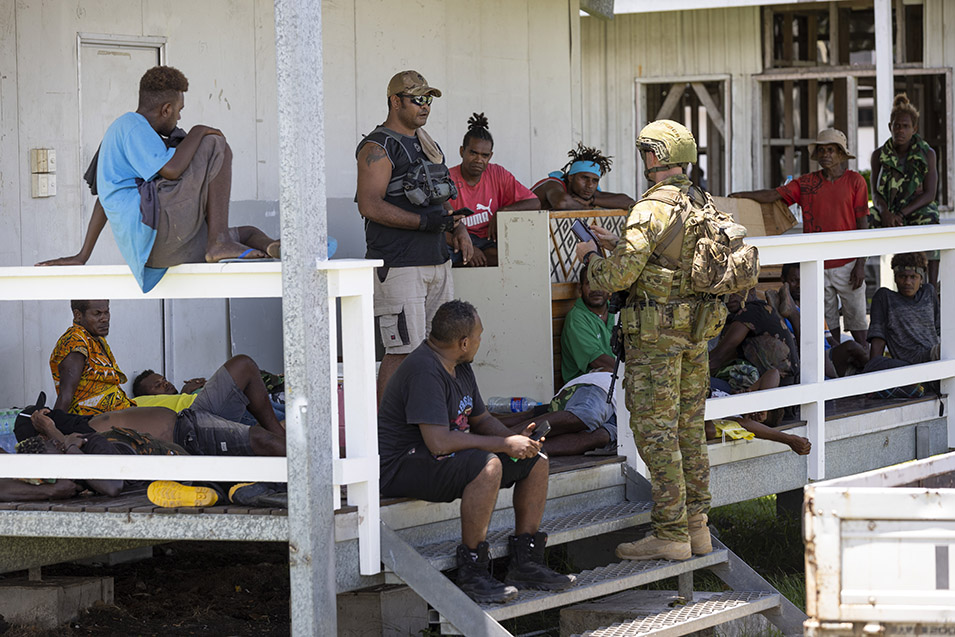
[776,170,869,269]
[448,164,537,239]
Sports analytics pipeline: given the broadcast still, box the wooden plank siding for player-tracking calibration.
[580,7,764,199]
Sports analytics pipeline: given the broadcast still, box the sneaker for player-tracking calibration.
[687,513,713,555]
[615,534,691,561]
[228,482,288,508]
[455,542,518,604]
[147,481,218,508]
[504,532,576,591]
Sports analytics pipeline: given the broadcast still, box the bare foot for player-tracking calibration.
[266,240,281,259]
[205,241,265,263]
[787,435,811,455]
[777,282,797,319]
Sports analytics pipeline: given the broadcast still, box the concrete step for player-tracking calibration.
[569,590,781,637]
[408,500,652,571]
[482,550,729,623]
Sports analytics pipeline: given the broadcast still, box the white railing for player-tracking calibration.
[0,226,952,576]
[0,258,382,575]
[703,224,955,480]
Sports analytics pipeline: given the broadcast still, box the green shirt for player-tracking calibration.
[560,297,614,384]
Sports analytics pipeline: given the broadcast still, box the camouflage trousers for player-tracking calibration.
[624,332,710,543]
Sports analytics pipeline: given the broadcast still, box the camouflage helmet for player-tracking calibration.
[636,119,697,166]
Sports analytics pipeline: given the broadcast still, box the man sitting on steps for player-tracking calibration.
[378,300,575,603]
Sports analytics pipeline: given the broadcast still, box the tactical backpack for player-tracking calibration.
[646,185,759,296]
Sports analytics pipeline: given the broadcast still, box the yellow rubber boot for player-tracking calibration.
[147,481,218,508]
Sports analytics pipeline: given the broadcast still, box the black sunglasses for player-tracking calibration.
[398,93,433,107]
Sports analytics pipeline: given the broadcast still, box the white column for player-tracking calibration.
[273,0,336,635]
[874,0,894,132]
[801,260,826,480]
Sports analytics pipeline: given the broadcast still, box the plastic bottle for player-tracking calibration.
[487,397,542,413]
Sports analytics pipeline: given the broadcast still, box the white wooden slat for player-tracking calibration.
[0,454,288,482]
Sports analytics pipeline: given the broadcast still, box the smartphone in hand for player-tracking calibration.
[451,207,476,219]
[529,420,552,441]
[570,219,599,245]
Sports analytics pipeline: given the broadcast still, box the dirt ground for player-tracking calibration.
[1,542,291,636]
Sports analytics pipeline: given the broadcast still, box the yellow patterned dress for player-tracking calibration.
[49,324,134,415]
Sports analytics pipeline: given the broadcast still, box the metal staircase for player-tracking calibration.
[378,463,806,636]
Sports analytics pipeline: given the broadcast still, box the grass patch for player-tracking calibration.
[498,495,807,635]
[710,495,806,611]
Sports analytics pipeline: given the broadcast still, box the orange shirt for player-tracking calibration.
[49,324,134,415]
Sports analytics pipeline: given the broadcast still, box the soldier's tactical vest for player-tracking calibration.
[623,184,759,342]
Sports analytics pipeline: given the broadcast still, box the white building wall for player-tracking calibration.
[924,0,955,68]
[324,0,581,260]
[0,0,580,406]
[0,0,281,406]
[580,7,764,197]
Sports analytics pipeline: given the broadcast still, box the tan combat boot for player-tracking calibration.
[687,513,712,555]
[615,535,691,561]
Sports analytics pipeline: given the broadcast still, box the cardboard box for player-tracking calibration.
[712,196,796,237]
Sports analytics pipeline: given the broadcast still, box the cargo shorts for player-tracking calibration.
[373,263,453,355]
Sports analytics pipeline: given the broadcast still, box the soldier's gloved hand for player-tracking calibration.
[418,210,454,233]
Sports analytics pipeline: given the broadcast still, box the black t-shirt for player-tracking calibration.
[378,341,486,485]
[726,299,801,382]
[357,128,450,267]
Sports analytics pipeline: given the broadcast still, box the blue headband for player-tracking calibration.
[567,161,602,177]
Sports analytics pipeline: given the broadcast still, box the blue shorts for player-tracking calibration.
[562,384,617,443]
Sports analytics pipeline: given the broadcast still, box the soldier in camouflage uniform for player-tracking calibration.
[575,120,715,561]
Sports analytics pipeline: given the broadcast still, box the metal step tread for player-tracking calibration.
[571,590,781,637]
[482,550,729,622]
[409,500,652,569]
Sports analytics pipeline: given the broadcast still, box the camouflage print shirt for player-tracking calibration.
[587,174,694,299]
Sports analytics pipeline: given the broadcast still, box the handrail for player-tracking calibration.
[0,258,382,574]
[704,224,955,480]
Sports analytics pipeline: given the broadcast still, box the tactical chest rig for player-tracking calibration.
[364,126,457,208]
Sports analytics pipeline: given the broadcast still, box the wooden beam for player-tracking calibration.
[690,82,725,138]
[755,64,945,81]
[784,80,795,178]
[783,11,794,64]
[763,6,774,70]
[829,3,839,65]
[894,0,905,64]
[655,82,686,120]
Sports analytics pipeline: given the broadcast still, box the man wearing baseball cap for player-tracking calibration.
[356,71,473,400]
[733,128,870,346]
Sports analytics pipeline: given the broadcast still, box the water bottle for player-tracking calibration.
[487,397,542,413]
